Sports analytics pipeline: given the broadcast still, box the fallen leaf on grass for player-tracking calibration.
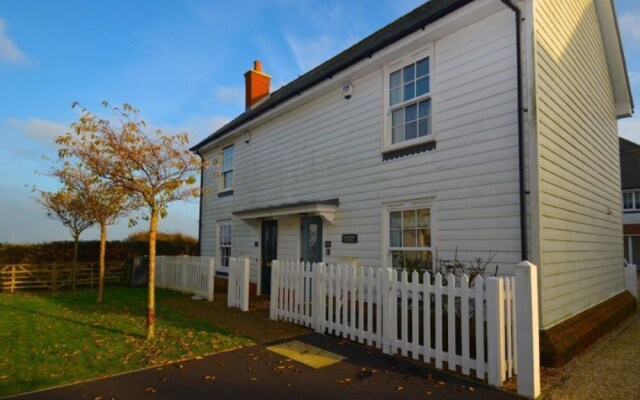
[396,386,404,391]
[144,387,156,393]
[250,377,258,381]
[338,378,352,384]
[469,387,475,392]
[93,397,103,400]
[195,356,204,360]
[203,375,216,380]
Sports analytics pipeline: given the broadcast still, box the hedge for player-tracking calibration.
[0,240,198,264]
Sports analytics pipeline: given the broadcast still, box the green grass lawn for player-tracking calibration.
[0,287,254,397]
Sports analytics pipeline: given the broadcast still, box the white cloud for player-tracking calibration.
[285,33,354,73]
[0,17,29,64]
[214,85,244,107]
[620,13,640,42]
[7,117,68,147]
[619,116,640,144]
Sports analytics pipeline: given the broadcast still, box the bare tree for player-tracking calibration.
[57,102,207,339]
[52,165,130,303]
[36,189,93,289]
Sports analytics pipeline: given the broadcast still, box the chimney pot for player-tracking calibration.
[254,60,262,72]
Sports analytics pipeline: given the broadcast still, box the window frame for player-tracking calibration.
[382,198,436,272]
[219,145,234,194]
[382,46,435,153]
[217,220,232,275]
[623,190,640,212]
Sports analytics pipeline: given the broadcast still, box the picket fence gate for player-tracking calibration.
[270,260,527,390]
[155,256,215,300]
[227,257,250,311]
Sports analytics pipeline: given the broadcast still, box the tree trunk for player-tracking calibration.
[146,208,158,340]
[97,222,107,304]
[72,233,80,290]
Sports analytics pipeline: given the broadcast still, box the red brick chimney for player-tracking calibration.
[244,60,271,109]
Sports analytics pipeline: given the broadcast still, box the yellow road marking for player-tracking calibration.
[267,341,345,369]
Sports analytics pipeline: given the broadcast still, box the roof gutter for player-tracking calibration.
[501,0,528,262]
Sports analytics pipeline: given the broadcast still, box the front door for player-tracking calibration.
[261,220,277,295]
[301,216,323,263]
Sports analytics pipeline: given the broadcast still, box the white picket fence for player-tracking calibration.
[271,260,538,396]
[156,256,215,301]
[228,257,251,311]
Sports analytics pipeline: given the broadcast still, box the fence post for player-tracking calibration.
[241,258,250,311]
[486,277,505,387]
[227,258,236,308]
[382,268,393,355]
[270,261,279,320]
[625,264,638,299]
[11,266,16,293]
[314,263,325,333]
[515,261,540,399]
[208,257,215,301]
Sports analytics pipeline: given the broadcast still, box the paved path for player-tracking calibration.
[8,333,519,400]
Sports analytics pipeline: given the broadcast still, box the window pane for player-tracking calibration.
[405,103,417,122]
[636,192,640,209]
[403,210,417,228]
[390,211,402,228]
[418,118,430,137]
[418,229,430,247]
[624,193,633,209]
[405,121,417,140]
[419,99,431,118]
[224,171,233,188]
[403,82,415,101]
[392,127,403,144]
[391,251,404,269]
[390,88,401,106]
[403,64,415,83]
[417,208,430,227]
[392,108,404,127]
[416,77,429,96]
[390,229,402,247]
[403,229,417,247]
[390,70,401,89]
[416,58,429,77]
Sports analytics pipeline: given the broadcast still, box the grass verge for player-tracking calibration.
[0,287,254,397]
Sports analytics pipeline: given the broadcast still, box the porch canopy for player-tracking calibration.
[233,198,339,223]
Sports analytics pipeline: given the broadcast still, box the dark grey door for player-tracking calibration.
[261,220,277,295]
[301,216,323,263]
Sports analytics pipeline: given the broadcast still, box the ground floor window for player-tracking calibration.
[218,221,232,274]
[624,235,640,265]
[386,201,434,271]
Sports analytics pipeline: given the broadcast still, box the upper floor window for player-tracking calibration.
[387,55,432,147]
[623,191,640,211]
[221,146,234,191]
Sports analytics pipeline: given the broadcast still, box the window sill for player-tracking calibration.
[218,190,234,198]
[624,210,640,214]
[382,140,436,161]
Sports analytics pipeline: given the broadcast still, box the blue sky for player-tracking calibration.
[0,0,639,243]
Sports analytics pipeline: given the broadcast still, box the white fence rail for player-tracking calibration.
[156,256,215,301]
[271,260,536,396]
[228,257,250,311]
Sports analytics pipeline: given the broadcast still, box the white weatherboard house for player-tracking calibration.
[192,0,634,366]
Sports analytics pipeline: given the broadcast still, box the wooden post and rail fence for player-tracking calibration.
[0,262,126,292]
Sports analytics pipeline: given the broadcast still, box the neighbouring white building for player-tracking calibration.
[192,0,634,366]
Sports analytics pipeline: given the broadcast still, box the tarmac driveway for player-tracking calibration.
[8,333,520,400]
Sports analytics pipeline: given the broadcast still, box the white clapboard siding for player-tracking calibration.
[228,257,250,311]
[270,260,518,384]
[200,6,523,276]
[533,0,624,328]
[155,256,215,301]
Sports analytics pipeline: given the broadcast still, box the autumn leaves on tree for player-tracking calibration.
[40,101,206,339]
